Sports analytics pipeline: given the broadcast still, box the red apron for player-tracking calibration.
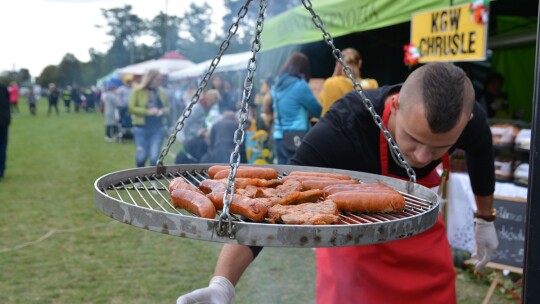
[316,99,455,304]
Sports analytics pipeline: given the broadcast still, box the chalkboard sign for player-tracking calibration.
[491,197,527,270]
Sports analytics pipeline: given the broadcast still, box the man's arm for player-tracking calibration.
[474,194,494,217]
[214,244,254,286]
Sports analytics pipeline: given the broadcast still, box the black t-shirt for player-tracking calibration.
[290,85,495,196]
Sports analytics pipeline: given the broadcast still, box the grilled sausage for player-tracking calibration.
[208,165,279,180]
[206,192,268,222]
[199,179,226,194]
[169,177,204,194]
[207,191,225,210]
[229,195,268,222]
[225,178,282,188]
[301,179,359,190]
[288,171,352,180]
[327,190,405,213]
[170,189,216,219]
[323,183,395,196]
[208,165,231,179]
[281,175,340,182]
[213,167,279,180]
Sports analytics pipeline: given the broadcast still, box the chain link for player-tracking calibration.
[156,0,253,171]
[301,0,416,183]
[217,0,267,237]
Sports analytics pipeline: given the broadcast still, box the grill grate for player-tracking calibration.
[101,169,434,225]
[94,164,440,247]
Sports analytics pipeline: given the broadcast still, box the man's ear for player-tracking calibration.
[391,95,400,111]
[469,113,474,121]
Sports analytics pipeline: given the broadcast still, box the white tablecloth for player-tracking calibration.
[446,172,527,253]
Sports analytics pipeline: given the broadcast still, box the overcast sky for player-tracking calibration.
[1,0,225,77]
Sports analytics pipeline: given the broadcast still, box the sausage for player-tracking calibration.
[207,165,231,179]
[207,192,268,222]
[327,190,405,213]
[199,179,226,194]
[301,179,359,190]
[169,177,204,194]
[208,165,279,180]
[281,175,340,182]
[229,195,268,222]
[323,183,395,196]
[226,178,282,188]
[170,189,217,219]
[213,167,279,180]
[207,191,225,210]
[288,171,352,180]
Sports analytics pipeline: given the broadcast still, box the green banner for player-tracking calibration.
[261,0,470,52]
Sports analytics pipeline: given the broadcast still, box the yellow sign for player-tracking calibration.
[411,4,488,62]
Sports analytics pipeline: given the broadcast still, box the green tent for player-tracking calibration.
[260,0,470,52]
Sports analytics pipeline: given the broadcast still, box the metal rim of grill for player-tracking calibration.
[94,164,440,248]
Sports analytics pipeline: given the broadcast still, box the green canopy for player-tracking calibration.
[261,0,470,52]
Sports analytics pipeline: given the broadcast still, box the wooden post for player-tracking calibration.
[482,270,503,304]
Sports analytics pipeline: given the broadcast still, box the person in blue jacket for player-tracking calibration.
[271,52,322,164]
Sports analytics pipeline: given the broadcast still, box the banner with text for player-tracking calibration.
[411,4,488,62]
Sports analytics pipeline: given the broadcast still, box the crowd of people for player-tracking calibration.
[1,50,382,169]
[3,50,511,177]
[6,80,105,117]
[167,50,380,167]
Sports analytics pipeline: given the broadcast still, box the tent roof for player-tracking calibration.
[260,0,470,52]
[169,51,252,80]
[160,51,188,60]
[118,58,194,76]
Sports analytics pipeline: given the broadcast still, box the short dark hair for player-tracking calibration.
[420,63,473,133]
[278,52,311,81]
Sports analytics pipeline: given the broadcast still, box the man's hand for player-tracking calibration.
[472,218,499,269]
[177,276,235,304]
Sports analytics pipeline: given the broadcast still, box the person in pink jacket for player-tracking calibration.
[8,81,19,114]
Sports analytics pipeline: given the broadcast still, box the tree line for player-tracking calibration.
[0,1,296,88]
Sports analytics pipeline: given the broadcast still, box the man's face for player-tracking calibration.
[393,101,468,169]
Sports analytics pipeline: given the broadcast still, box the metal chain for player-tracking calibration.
[217,0,267,237]
[301,0,416,183]
[156,0,254,172]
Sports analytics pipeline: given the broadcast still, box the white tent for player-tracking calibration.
[118,58,194,76]
[169,51,252,80]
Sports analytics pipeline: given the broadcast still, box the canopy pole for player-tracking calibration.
[522,3,540,303]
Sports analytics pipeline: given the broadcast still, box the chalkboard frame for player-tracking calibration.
[486,195,527,274]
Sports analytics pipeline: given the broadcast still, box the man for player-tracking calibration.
[0,83,10,179]
[177,63,498,304]
[71,84,82,112]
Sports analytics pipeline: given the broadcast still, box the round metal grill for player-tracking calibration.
[94,164,439,248]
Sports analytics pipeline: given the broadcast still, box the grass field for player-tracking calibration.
[0,98,516,303]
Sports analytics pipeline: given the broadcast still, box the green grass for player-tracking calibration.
[0,98,516,303]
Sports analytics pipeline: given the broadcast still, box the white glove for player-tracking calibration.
[177,276,235,304]
[472,218,499,269]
